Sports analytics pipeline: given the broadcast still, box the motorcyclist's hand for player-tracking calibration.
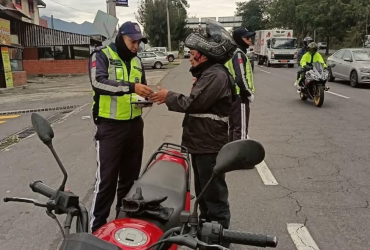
[150,86,169,105]
[135,84,154,98]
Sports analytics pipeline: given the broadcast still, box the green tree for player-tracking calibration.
[137,0,189,49]
[235,0,270,31]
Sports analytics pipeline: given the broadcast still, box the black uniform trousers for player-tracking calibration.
[90,116,144,233]
[229,95,250,142]
[191,153,231,229]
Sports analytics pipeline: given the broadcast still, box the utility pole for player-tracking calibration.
[107,0,117,17]
[166,0,172,51]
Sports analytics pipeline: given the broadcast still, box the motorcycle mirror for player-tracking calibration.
[213,139,265,175]
[328,64,336,68]
[31,113,54,146]
[31,113,68,192]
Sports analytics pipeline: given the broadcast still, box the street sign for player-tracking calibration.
[93,10,118,43]
[116,0,129,7]
[0,18,11,46]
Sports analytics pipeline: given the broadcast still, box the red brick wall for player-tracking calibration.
[23,48,38,60]
[39,18,48,28]
[12,71,27,87]
[23,60,89,76]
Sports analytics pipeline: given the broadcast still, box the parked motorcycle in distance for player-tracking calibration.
[4,113,278,250]
[298,62,336,107]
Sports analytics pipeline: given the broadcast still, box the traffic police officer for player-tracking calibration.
[225,28,255,153]
[88,21,153,233]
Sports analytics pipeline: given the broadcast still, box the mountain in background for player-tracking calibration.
[41,16,100,35]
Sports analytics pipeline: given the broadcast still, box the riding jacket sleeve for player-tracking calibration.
[165,66,231,113]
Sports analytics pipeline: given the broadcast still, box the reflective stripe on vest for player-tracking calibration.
[225,48,255,95]
[189,113,229,123]
[95,46,143,120]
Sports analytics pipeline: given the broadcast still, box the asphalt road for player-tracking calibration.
[0,61,369,250]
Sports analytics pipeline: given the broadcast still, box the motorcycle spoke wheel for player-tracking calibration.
[314,86,325,107]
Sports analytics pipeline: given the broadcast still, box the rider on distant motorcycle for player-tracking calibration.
[294,37,313,86]
[295,42,327,91]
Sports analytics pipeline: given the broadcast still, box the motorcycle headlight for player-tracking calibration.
[360,68,370,73]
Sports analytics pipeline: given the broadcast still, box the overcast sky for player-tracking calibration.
[39,0,240,24]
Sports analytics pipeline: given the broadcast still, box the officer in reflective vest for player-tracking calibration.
[88,21,153,233]
[225,27,255,169]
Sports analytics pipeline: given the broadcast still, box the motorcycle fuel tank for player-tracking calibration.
[93,218,176,250]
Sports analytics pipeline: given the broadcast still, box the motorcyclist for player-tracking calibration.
[296,42,327,91]
[294,37,313,87]
[150,20,237,233]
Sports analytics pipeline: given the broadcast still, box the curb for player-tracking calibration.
[0,105,82,115]
[0,85,29,94]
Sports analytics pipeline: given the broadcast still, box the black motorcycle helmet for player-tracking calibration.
[185,19,237,64]
[303,37,314,47]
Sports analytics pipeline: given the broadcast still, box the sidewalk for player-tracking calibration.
[0,68,173,112]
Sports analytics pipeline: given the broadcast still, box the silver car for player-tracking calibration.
[327,48,370,87]
[138,52,169,69]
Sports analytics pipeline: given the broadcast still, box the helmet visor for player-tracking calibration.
[206,19,234,44]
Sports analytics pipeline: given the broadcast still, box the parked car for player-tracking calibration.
[318,42,327,50]
[327,48,370,87]
[138,51,168,69]
[145,47,179,62]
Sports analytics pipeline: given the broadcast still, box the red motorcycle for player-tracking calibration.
[4,113,278,250]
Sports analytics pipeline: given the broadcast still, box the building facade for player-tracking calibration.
[1,0,94,89]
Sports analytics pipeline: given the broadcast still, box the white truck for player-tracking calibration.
[254,29,298,68]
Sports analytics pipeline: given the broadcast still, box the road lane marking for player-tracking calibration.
[287,223,320,250]
[327,91,350,99]
[260,69,271,74]
[256,161,278,185]
[247,135,278,185]
[0,115,20,119]
[0,115,20,125]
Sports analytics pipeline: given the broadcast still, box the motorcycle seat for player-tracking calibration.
[118,159,188,232]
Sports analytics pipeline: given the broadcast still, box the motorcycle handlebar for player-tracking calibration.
[222,229,278,248]
[30,180,57,198]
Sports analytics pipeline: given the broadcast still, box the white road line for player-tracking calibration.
[260,69,271,74]
[247,135,278,185]
[327,91,350,99]
[256,161,278,185]
[287,223,320,250]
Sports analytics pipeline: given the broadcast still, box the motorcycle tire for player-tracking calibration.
[300,92,307,101]
[314,86,324,107]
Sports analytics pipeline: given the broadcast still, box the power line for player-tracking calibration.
[46,0,96,14]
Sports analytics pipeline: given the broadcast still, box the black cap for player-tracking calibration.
[233,27,256,38]
[119,21,148,44]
